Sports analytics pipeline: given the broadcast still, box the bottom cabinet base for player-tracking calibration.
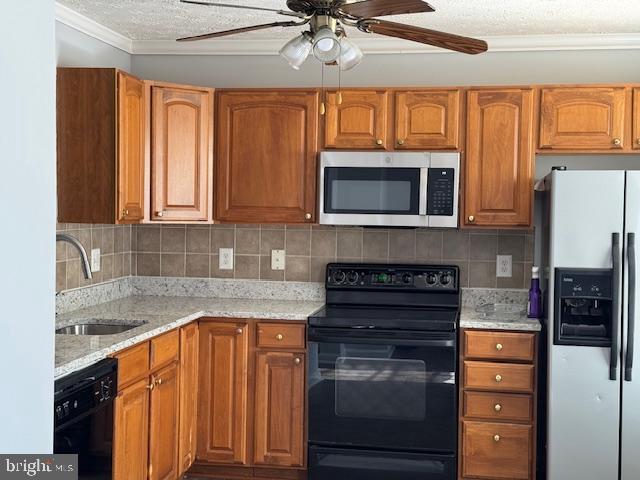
[187,462,307,480]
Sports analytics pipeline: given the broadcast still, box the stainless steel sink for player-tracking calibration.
[56,320,147,336]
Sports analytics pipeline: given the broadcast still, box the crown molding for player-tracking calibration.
[55,2,132,53]
[55,2,640,56]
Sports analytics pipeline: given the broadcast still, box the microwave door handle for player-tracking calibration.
[419,167,428,215]
[626,232,636,382]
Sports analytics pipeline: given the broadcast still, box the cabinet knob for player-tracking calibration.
[397,139,405,146]
[494,404,502,412]
[236,327,243,335]
[636,138,640,146]
[305,213,312,221]
[146,382,155,390]
[155,378,163,386]
[495,343,504,351]
[156,211,164,217]
[294,357,302,365]
[376,139,384,146]
[495,374,503,383]
[276,334,284,341]
[494,435,501,442]
[122,209,129,217]
[613,138,622,147]
[468,215,475,223]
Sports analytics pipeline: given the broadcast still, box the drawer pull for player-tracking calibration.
[494,403,502,412]
[276,334,284,341]
[294,357,302,365]
[495,374,503,383]
[495,343,504,351]
[494,434,501,442]
[236,328,243,335]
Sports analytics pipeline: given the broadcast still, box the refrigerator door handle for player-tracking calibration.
[611,232,621,381]
[626,232,636,382]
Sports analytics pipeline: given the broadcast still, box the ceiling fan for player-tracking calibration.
[177,0,488,71]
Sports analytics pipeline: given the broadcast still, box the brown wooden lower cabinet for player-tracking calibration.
[196,318,307,476]
[113,378,150,480]
[178,323,199,476]
[459,329,538,480]
[149,363,179,480]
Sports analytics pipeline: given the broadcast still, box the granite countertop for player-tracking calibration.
[459,306,542,332]
[55,295,323,380]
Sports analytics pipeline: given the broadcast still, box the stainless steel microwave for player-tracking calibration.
[319,151,460,228]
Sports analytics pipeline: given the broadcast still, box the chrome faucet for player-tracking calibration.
[56,233,92,280]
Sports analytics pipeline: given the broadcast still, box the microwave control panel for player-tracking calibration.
[427,168,455,216]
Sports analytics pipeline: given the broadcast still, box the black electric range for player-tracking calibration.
[307,263,461,480]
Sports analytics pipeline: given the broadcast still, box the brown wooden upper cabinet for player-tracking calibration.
[57,68,145,224]
[634,88,640,150]
[539,86,629,151]
[150,82,214,222]
[216,90,319,223]
[464,89,535,228]
[394,89,461,150]
[324,89,390,149]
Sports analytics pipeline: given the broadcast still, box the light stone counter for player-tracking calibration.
[459,307,542,332]
[55,295,323,380]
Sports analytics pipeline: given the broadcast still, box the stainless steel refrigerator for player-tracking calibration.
[539,169,640,480]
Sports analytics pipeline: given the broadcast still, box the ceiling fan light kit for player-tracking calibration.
[178,0,489,69]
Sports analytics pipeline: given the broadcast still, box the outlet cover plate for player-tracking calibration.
[496,255,512,278]
[91,248,101,272]
[219,248,234,270]
[271,250,285,271]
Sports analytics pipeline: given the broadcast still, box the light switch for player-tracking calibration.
[219,248,234,270]
[271,250,285,271]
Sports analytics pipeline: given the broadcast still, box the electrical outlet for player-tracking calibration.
[496,255,512,278]
[91,248,101,272]
[219,248,234,270]
[271,250,285,271]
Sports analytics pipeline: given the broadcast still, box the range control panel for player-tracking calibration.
[327,264,458,291]
[427,168,455,216]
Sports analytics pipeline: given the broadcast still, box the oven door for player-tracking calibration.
[308,327,457,453]
[319,152,429,227]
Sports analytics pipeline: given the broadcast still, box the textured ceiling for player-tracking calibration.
[58,0,640,40]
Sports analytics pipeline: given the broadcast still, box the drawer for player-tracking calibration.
[462,420,532,479]
[116,342,150,389]
[464,331,535,362]
[464,361,534,393]
[464,391,533,422]
[257,322,305,349]
[150,329,179,370]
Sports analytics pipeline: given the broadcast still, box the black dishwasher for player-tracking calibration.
[54,359,117,480]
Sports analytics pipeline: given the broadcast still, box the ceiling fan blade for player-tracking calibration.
[340,0,434,18]
[180,0,307,18]
[361,19,488,54]
[177,21,301,42]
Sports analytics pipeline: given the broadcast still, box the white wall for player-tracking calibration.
[0,0,56,452]
[132,49,640,88]
[56,21,131,70]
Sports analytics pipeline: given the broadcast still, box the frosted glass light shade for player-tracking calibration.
[312,27,341,62]
[338,38,363,71]
[279,33,312,70]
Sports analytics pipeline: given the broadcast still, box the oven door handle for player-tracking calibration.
[419,167,428,216]
[308,329,455,347]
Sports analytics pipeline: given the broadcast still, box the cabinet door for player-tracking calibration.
[217,91,318,223]
[254,352,305,467]
[151,85,213,221]
[149,363,179,480]
[462,421,532,479]
[178,323,199,476]
[464,89,534,227]
[117,72,145,224]
[539,87,628,150]
[113,378,150,480]
[197,321,249,464]
[324,90,389,149]
[634,88,640,150]
[395,90,461,150]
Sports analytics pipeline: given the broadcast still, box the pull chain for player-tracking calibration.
[337,39,343,105]
[320,62,326,115]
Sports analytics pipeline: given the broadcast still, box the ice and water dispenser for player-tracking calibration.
[554,269,613,346]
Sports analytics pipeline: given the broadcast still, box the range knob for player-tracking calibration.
[332,270,346,285]
[55,406,63,420]
[426,273,438,286]
[346,271,359,284]
[402,273,413,284]
[440,272,453,286]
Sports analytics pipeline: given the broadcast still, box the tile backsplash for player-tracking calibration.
[56,223,134,292]
[132,225,534,289]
